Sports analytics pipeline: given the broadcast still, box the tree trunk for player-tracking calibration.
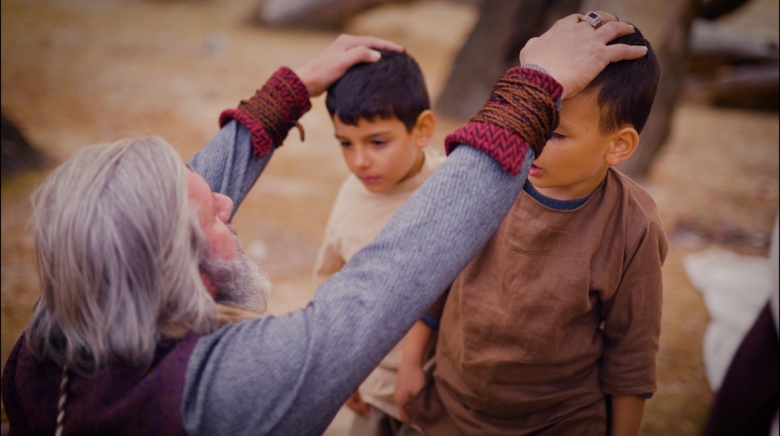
[256,0,414,29]
[435,0,582,120]
[710,63,780,110]
[1,112,50,176]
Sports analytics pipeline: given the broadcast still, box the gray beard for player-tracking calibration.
[200,225,272,314]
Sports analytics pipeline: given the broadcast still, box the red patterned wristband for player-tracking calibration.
[219,67,312,157]
[444,67,562,175]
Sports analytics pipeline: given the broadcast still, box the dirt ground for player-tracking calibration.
[1,0,778,434]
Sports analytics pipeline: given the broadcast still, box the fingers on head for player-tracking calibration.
[564,11,615,26]
[596,20,637,41]
[591,11,618,23]
[334,33,403,53]
[604,42,648,62]
[363,35,404,52]
[335,33,355,46]
[345,45,381,63]
[570,11,622,33]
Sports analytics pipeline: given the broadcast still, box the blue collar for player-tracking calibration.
[523,180,589,210]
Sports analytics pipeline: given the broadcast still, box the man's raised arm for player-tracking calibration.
[188,35,404,219]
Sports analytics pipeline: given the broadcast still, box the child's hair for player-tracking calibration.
[584,26,660,135]
[326,50,430,132]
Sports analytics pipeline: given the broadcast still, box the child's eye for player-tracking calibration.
[371,140,387,148]
[339,141,352,148]
[550,132,565,140]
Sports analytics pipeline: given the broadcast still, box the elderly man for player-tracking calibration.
[2,15,646,435]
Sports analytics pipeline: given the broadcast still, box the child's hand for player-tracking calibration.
[295,34,404,98]
[345,391,371,417]
[394,362,426,423]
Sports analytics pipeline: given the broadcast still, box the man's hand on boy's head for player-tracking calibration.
[520,12,648,99]
[295,34,404,98]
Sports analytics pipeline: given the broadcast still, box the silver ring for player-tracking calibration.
[579,11,603,29]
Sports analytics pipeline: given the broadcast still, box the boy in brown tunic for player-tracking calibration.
[397,24,666,435]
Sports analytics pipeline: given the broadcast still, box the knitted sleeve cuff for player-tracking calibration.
[444,67,562,175]
[219,67,312,157]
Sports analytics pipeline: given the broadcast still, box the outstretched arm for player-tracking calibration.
[184,17,648,434]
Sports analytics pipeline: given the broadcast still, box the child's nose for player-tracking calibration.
[354,149,371,168]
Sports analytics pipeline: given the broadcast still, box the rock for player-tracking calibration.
[687,20,779,111]
[688,20,779,74]
[710,63,779,110]
[257,0,406,29]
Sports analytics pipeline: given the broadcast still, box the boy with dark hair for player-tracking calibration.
[315,49,442,435]
[397,26,667,435]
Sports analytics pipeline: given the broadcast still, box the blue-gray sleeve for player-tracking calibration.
[187,120,273,221]
[182,145,534,435]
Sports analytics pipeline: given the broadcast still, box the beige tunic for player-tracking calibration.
[314,147,445,419]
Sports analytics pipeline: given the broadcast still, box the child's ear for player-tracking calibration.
[606,127,639,167]
[413,110,436,148]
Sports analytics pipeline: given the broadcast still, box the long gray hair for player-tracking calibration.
[25,137,218,376]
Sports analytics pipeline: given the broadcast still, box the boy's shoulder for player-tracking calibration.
[608,168,660,214]
[423,147,446,173]
[330,147,444,215]
[333,173,371,205]
[604,168,665,236]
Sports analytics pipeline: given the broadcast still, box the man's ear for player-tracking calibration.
[606,127,639,167]
[413,109,436,149]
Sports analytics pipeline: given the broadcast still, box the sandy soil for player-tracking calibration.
[1,0,778,434]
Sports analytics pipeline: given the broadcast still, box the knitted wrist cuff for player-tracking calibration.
[520,64,563,112]
[219,67,312,157]
[444,67,562,175]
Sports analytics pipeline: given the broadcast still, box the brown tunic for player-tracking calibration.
[407,168,667,435]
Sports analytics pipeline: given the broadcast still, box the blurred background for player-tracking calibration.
[1,0,777,434]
